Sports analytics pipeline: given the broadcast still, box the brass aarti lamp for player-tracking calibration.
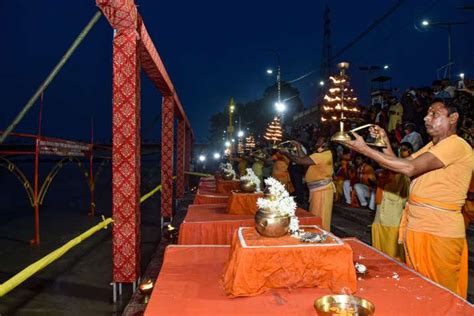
[331,123,387,148]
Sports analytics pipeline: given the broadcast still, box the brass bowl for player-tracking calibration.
[222,171,234,180]
[240,180,257,193]
[314,295,375,316]
[255,208,290,237]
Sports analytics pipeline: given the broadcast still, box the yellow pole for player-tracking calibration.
[0,11,103,143]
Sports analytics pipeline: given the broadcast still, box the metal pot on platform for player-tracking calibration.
[222,171,234,180]
[240,180,257,193]
[255,194,290,237]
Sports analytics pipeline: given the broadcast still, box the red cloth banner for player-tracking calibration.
[111,28,141,283]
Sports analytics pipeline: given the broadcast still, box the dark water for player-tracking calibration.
[0,158,163,315]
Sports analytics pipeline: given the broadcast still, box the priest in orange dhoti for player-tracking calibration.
[344,99,473,298]
[279,137,334,231]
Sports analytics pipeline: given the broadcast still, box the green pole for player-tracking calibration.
[0,11,102,143]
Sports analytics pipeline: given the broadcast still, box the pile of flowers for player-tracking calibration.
[240,168,261,192]
[219,162,236,178]
[257,177,299,234]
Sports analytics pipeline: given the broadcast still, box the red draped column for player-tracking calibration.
[161,96,174,217]
[176,118,185,198]
[184,127,191,189]
[111,28,141,283]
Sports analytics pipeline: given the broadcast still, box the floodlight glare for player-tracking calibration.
[275,101,286,113]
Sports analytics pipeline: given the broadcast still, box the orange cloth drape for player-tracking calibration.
[178,207,321,245]
[227,191,264,215]
[462,174,474,228]
[145,239,473,316]
[222,226,356,297]
[193,188,230,204]
[216,179,241,193]
[193,178,231,204]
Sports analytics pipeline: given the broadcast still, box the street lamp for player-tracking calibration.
[383,65,389,70]
[275,102,286,113]
[198,154,206,162]
[420,19,467,80]
[266,49,282,105]
[227,98,236,154]
[213,152,221,160]
[237,130,244,137]
[319,80,325,86]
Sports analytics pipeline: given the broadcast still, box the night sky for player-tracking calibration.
[0,1,472,143]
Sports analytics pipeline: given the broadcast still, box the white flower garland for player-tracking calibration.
[240,168,261,192]
[220,162,236,178]
[256,177,299,234]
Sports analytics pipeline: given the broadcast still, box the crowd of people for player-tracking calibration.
[224,76,473,299]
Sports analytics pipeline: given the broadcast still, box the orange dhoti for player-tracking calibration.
[400,197,468,298]
[404,230,467,298]
[308,181,334,232]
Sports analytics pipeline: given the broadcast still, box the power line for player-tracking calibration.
[333,0,407,59]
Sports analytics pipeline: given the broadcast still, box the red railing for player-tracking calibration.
[0,130,110,245]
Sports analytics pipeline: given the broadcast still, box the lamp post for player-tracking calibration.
[420,20,466,80]
[266,49,285,119]
[227,98,235,154]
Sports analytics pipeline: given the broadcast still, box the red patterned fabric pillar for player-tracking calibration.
[161,96,174,217]
[176,118,185,198]
[184,127,191,189]
[111,28,141,283]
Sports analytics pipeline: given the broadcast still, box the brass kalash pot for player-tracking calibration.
[222,171,234,180]
[255,194,290,237]
[240,179,257,193]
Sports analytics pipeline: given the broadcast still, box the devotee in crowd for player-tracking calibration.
[374,103,387,129]
[236,153,248,177]
[441,78,456,98]
[344,98,473,298]
[400,122,423,152]
[462,175,474,229]
[387,97,404,133]
[342,155,376,211]
[371,142,412,261]
[271,148,294,193]
[333,146,352,202]
[279,137,334,231]
[249,147,266,184]
[432,80,451,99]
[287,144,307,208]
